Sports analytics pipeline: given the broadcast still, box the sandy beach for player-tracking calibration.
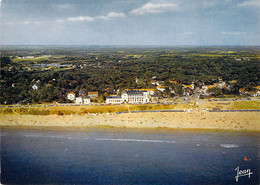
[1,110,259,131]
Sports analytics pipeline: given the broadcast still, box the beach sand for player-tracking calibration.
[1,110,259,131]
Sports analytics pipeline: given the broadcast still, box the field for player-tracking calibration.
[1,100,259,115]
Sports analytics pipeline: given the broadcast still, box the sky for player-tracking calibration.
[0,0,259,45]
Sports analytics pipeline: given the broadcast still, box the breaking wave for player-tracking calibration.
[95,138,175,143]
[220,144,239,148]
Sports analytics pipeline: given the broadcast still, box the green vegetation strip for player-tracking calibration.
[0,104,195,115]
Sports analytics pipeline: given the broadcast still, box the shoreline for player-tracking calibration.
[1,111,259,132]
[1,125,260,134]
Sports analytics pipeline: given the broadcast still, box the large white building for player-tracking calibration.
[106,96,123,104]
[121,90,150,103]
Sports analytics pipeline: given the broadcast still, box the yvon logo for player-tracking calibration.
[235,166,253,182]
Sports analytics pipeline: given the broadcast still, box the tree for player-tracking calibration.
[208,87,223,97]
[0,56,11,67]
[98,95,105,103]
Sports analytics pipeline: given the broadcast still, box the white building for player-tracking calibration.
[83,97,91,104]
[41,55,51,58]
[183,84,195,90]
[134,89,154,95]
[67,92,76,101]
[24,56,35,59]
[75,96,91,104]
[121,90,150,103]
[213,82,226,89]
[32,84,38,90]
[75,97,83,104]
[106,96,123,104]
[156,85,165,92]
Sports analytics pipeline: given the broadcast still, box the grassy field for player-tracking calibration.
[12,57,51,63]
[230,101,260,110]
[1,100,259,115]
[0,103,195,115]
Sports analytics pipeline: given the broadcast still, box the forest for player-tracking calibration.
[1,46,259,104]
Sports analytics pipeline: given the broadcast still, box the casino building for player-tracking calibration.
[121,90,150,103]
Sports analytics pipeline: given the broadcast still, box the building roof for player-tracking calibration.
[79,90,86,94]
[123,90,146,95]
[169,80,177,84]
[253,86,260,90]
[88,91,98,94]
[228,80,237,84]
[133,89,154,91]
[249,91,257,95]
[239,88,246,93]
[202,85,216,90]
[106,96,122,99]
[183,84,192,88]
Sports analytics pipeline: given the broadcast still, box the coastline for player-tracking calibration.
[1,111,259,132]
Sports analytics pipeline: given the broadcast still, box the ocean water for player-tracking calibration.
[1,129,259,185]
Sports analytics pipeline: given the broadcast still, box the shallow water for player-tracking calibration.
[1,129,259,184]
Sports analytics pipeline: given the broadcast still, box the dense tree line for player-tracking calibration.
[0,48,259,104]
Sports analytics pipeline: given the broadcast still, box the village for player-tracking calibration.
[1,47,259,106]
[63,78,260,106]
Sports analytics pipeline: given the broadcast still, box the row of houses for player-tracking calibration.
[239,86,260,97]
[67,91,99,104]
[66,84,260,105]
[67,90,152,105]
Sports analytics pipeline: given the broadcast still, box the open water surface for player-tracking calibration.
[1,129,259,184]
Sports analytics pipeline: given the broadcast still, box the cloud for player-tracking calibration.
[130,2,179,15]
[238,0,260,7]
[96,12,126,20]
[221,32,247,35]
[16,21,44,25]
[56,3,74,10]
[56,19,64,23]
[20,21,30,25]
[67,16,95,22]
[181,32,193,35]
[67,12,126,22]
[1,11,126,26]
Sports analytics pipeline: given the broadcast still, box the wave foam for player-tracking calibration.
[220,144,239,148]
[95,138,175,143]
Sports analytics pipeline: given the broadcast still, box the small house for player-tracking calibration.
[83,96,91,104]
[151,95,159,102]
[67,92,76,101]
[75,96,91,104]
[88,92,98,98]
[79,90,87,96]
[32,84,38,90]
[156,85,165,92]
[75,97,83,104]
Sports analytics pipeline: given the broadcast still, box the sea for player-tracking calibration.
[1,128,259,185]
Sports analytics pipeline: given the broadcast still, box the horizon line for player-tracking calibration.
[1,44,260,47]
